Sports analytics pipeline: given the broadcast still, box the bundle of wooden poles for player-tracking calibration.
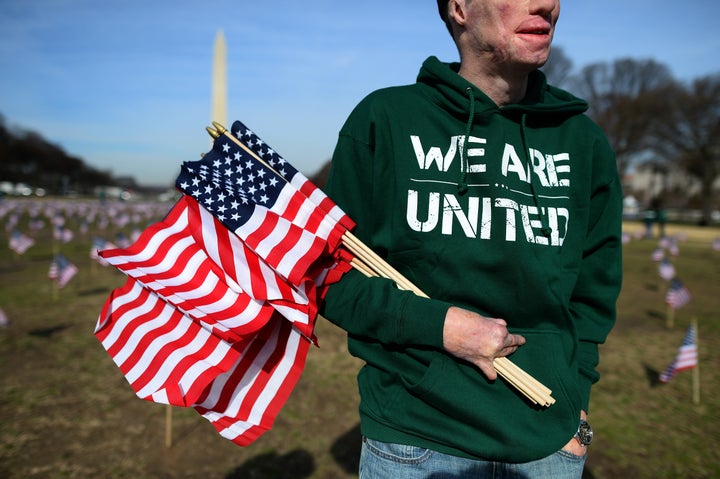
[207,122,555,408]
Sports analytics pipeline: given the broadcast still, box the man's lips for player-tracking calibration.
[517,20,552,35]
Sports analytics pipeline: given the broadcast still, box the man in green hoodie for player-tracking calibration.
[320,1,622,477]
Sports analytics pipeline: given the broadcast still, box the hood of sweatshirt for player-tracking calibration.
[417,56,588,119]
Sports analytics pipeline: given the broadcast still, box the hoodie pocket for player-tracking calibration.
[504,328,580,410]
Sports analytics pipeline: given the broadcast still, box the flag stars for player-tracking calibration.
[222,143,231,152]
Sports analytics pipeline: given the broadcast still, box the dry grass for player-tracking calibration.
[0,208,718,478]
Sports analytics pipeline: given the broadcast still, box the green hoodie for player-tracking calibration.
[320,56,622,463]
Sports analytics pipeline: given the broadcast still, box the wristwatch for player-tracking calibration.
[574,419,593,446]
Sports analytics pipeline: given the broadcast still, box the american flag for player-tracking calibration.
[96,145,352,446]
[53,225,74,244]
[97,277,312,446]
[651,247,665,262]
[193,312,310,445]
[659,323,698,383]
[175,121,353,288]
[231,120,354,230]
[666,278,691,310]
[9,229,35,255]
[95,118,357,447]
[50,254,78,288]
[98,196,314,340]
[91,237,118,266]
[658,258,675,282]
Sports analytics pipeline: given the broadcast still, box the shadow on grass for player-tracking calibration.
[28,323,71,338]
[646,309,665,322]
[78,287,112,296]
[225,449,314,479]
[331,423,361,474]
[582,466,597,478]
[643,363,662,387]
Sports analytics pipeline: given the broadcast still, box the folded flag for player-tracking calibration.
[659,323,698,383]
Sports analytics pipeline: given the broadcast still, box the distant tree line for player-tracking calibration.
[543,48,720,225]
[0,114,121,196]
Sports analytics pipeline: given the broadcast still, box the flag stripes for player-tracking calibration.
[95,278,244,407]
[660,324,698,383]
[194,315,310,446]
[99,196,316,337]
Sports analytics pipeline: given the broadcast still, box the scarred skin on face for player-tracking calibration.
[448,0,561,105]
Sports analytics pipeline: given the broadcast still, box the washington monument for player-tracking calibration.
[212,30,227,127]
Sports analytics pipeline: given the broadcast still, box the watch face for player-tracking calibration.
[578,421,593,445]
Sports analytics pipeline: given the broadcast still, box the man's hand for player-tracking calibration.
[442,306,526,380]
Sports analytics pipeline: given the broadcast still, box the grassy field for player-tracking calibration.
[0,200,718,478]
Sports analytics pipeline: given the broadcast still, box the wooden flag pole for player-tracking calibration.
[666,305,675,329]
[165,404,173,448]
[692,318,700,405]
[205,122,555,407]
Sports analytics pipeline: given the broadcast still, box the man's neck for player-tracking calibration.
[458,61,529,107]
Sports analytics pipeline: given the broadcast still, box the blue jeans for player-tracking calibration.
[359,437,587,479]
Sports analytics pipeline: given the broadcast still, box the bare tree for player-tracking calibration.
[648,74,720,225]
[541,46,573,88]
[568,58,675,178]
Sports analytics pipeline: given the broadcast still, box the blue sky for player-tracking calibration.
[1,0,719,187]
